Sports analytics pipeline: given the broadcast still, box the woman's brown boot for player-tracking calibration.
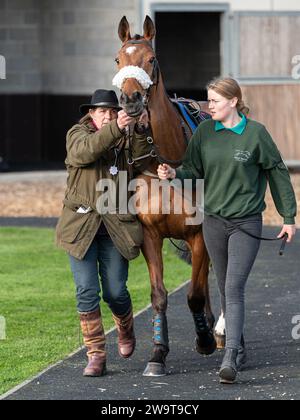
[112,308,136,358]
[79,308,106,377]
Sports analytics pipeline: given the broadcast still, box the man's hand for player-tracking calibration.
[277,224,296,243]
[117,110,135,130]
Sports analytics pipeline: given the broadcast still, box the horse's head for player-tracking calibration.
[112,16,158,117]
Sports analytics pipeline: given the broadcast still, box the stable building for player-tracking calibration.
[0,0,299,169]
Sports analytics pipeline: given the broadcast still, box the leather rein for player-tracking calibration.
[123,39,184,167]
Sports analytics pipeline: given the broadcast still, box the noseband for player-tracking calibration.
[113,40,183,166]
[112,39,159,107]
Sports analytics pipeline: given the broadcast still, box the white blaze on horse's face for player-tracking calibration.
[126,46,137,55]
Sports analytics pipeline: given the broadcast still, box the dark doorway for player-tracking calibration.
[155,11,221,101]
[0,93,88,171]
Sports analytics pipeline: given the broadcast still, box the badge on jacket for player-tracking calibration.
[110,148,119,176]
[109,165,119,176]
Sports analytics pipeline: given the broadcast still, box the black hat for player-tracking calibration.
[79,89,121,115]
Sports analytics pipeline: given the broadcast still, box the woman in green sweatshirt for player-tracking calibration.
[157,77,297,384]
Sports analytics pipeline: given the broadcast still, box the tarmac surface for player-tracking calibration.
[0,217,58,228]
[1,225,300,401]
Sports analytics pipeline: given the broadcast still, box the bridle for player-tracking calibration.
[117,39,184,167]
[121,39,160,108]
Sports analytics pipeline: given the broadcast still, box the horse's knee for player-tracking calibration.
[151,288,168,313]
[187,294,205,313]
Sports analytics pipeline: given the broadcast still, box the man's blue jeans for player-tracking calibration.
[69,234,131,315]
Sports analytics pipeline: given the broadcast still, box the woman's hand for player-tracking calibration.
[277,224,296,243]
[157,164,176,180]
[117,110,135,130]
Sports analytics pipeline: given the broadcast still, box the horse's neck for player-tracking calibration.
[148,80,187,166]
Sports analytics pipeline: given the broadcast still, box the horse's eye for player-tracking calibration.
[149,57,156,64]
[115,58,120,65]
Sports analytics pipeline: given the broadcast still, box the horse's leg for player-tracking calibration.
[187,232,216,355]
[214,312,226,349]
[141,228,169,376]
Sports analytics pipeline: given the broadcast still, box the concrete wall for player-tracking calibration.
[41,0,136,95]
[0,0,42,93]
[0,0,137,95]
[1,0,299,94]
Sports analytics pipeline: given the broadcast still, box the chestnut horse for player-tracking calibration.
[113,16,217,376]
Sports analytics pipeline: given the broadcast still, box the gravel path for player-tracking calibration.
[0,171,299,226]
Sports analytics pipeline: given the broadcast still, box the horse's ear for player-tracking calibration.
[143,15,156,41]
[118,16,131,43]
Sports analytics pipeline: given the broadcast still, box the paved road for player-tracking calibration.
[1,227,300,400]
[0,217,58,228]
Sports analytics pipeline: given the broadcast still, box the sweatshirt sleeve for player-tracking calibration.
[175,127,204,181]
[66,120,124,167]
[258,126,297,224]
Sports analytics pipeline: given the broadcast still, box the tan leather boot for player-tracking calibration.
[79,308,106,377]
[112,308,136,358]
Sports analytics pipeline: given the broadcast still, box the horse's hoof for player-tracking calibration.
[214,333,226,349]
[195,335,217,355]
[143,362,167,377]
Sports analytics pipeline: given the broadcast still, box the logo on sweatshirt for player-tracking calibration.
[234,149,251,162]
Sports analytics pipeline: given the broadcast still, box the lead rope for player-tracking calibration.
[169,213,288,256]
[211,213,288,254]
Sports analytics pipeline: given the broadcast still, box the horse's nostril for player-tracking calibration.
[120,93,128,104]
[132,91,143,102]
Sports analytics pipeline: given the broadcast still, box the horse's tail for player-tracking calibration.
[171,239,192,265]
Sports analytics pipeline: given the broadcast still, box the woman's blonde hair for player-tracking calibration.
[207,77,250,116]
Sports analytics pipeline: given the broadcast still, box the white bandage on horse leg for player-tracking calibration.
[112,65,153,90]
[214,312,226,336]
